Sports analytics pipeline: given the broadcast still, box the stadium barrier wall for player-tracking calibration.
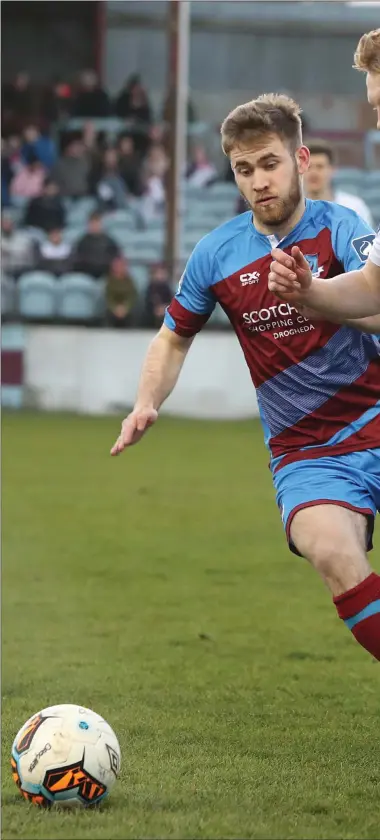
[2,325,260,419]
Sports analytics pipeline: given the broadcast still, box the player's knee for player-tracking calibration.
[308,540,369,595]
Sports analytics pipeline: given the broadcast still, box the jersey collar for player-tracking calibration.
[249,199,312,249]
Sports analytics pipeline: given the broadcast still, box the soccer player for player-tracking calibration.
[269,28,380,318]
[304,138,373,227]
[111,92,380,662]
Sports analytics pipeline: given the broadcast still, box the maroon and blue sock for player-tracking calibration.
[334,572,380,661]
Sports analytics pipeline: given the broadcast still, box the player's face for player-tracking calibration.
[367,72,380,129]
[230,135,309,229]
[303,153,333,196]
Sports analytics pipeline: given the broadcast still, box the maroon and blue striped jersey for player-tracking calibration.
[164,199,379,472]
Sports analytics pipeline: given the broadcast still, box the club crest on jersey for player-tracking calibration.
[351,233,375,262]
[304,254,324,278]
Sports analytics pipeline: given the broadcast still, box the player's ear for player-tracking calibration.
[296,145,310,175]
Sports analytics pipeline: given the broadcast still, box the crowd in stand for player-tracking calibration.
[1,69,375,328]
[1,69,221,328]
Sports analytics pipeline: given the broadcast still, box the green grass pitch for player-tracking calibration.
[2,411,379,840]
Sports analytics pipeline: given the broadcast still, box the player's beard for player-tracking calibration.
[247,166,302,229]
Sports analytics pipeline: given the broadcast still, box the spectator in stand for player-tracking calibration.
[72,70,110,118]
[105,256,137,327]
[7,134,24,173]
[140,143,168,221]
[117,134,144,197]
[74,212,119,278]
[2,139,12,206]
[144,263,173,328]
[22,124,56,170]
[90,147,128,211]
[10,152,46,200]
[35,229,73,277]
[114,75,152,124]
[1,213,35,277]
[41,76,73,125]
[51,136,90,198]
[24,177,65,232]
[186,144,218,188]
[2,72,35,132]
[304,139,373,226]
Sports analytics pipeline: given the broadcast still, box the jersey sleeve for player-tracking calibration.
[164,239,217,338]
[332,207,375,271]
[368,229,380,267]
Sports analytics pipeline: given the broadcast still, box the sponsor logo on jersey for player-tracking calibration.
[351,233,375,261]
[240,271,260,285]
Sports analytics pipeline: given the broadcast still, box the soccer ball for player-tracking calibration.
[11,704,121,807]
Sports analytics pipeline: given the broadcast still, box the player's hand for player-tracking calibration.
[110,406,158,455]
[268,246,313,301]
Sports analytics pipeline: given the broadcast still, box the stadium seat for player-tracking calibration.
[57,273,103,321]
[102,209,137,233]
[18,271,57,320]
[10,195,29,211]
[66,197,97,227]
[129,263,149,292]
[207,182,239,200]
[1,274,17,318]
[65,117,126,136]
[62,226,86,245]
[333,167,364,196]
[123,245,162,263]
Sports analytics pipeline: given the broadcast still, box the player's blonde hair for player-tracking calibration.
[220,93,303,156]
[353,29,380,74]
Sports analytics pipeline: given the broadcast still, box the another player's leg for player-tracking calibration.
[290,504,380,660]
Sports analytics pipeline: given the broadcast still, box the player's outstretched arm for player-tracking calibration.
[110,325,193,455]
[269,245,380,319]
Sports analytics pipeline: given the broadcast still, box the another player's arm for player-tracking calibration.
[269,220,380,319]
[345,313,380,333]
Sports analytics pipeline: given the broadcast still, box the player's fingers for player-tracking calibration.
[270,248,295,270]
[269,260,299,284]
[291,246,310,270]
[110,436,124,456]
[268,273,298,293]
[110,416,137,455]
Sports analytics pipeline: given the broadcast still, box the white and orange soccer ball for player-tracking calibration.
[11,704,121,807]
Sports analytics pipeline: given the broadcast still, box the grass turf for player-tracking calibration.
[2,411,379,840]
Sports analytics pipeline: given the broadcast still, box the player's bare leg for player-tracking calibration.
[290,505,380,660]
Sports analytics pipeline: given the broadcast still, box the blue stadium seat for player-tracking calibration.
[10,195,29,211]
[123,245,162,263]
[66,197,97,227]
[102,209,137,233]
[18,271,57,320]
[57,273,103,321]
[207,182,239,200]
[129,264,150,293]
[1,274,17,318]
[62,226,86,245]
[333,168,364,196]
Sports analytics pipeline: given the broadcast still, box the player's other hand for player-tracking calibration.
[110,406,158,455]
[268,246,313,301]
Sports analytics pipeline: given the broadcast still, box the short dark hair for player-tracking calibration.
[89,211,102,222]
[306,139,335,165]
[221,93,303,156]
